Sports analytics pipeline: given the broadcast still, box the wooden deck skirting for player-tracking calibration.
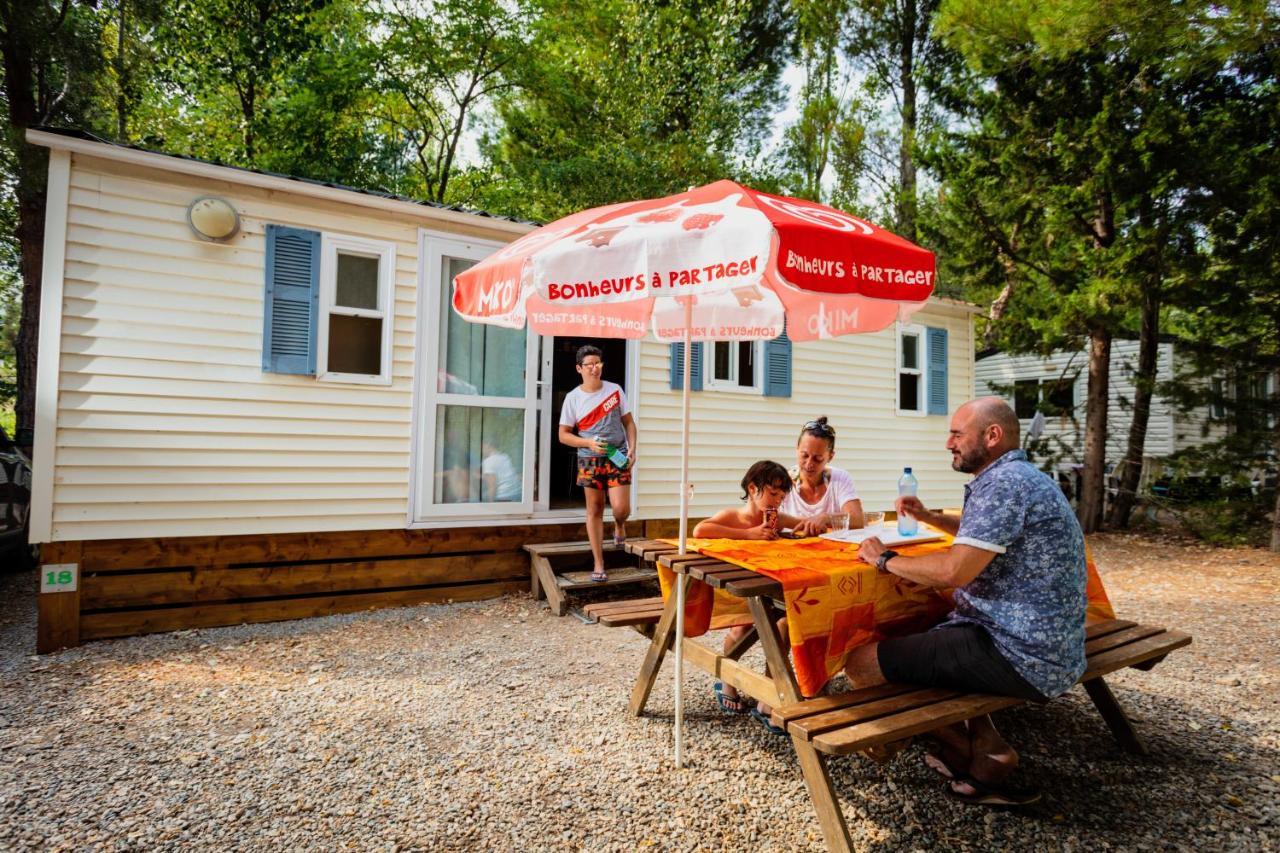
[36,519,689,653]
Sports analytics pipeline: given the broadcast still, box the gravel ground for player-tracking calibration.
[1,531,1277,851]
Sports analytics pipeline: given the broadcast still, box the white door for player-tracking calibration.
[412,231,538,520]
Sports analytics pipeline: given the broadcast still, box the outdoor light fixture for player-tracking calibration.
[186,196,240,241]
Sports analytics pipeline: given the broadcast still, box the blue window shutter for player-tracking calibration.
[763,324,792,397]
[927,326,948,415]
[669,341,704,391]
[263,224,320,375]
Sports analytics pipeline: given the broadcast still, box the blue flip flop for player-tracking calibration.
[750,706,787,736]
[590,570,608,583]
[713,681,749,715]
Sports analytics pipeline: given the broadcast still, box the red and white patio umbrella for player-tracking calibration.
[453,180,936,765]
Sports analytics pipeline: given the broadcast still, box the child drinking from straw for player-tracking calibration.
[694,460,797,732]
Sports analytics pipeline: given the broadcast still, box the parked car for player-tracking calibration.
[0,425,33,570]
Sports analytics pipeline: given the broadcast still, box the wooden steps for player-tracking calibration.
[524,539,658,616]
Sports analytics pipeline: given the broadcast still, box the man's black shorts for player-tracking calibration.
[877,622,1049,702]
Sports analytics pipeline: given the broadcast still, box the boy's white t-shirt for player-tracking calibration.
[559,380,631,458]
[779,466,860,519]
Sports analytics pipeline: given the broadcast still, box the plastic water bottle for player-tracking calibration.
[897,467,919,535]
[604,443,631,470]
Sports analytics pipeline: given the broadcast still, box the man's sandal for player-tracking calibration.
[590,569,608,583]
[945,775,1041,807]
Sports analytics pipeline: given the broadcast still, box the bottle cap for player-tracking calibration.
[904,467,912,473]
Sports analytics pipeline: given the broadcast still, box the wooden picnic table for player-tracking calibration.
[622,538,1191,853]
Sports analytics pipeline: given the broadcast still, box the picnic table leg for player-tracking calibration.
[748,597,854,853]
[1082,676,1148,755]
[748,598,799,704]
[628,574,685,717]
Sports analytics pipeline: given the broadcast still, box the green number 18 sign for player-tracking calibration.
[41,563,78,593]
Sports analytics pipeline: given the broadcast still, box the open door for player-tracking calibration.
[545,336,629,510]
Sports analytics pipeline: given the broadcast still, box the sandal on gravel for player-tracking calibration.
[713,682,749,715]
[750,706,787,737]
[924,746,964,781]
[590,569,608,583]
[945,775,1041,807]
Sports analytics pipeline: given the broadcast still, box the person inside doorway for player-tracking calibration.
[557,345,638,581]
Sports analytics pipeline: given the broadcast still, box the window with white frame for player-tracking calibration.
[897,324,924,414]
[706,340,762,392]
[317,234,395,384]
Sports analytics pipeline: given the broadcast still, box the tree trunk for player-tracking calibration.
[895,0,918,242]
[2,3,47,450]
[1079,324,1111,533]
[1107,285,1158,528]
[1272,413,1280,552]
[116,0,128,139]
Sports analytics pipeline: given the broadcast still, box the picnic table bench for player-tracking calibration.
[615,538,1192,853]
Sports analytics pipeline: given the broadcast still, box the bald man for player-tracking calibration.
[849,397,1087,807]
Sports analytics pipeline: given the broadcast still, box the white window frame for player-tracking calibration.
[896,323,926,417]
[316,233,396,386]
[705,340,764,394]
[410,230,538,522]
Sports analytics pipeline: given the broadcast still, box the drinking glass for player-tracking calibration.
[863,511,885,534]
[828,512,850,533]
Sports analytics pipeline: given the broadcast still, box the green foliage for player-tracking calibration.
[479,0,790,220]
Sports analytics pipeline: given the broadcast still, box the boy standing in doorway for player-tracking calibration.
[558,345,638,581]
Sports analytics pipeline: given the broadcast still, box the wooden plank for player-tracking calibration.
[530,551,567,616]
[771,683,925,726]
[1085,618,1135,639]
[681,640,780,706]
[37,542,83,654]
[723,575,784,598]
[813,693,1023,755]
[583,597,665,617]
[787,688,961,740]
[599,610,665,628]
[1081,630,1191,679]
[701,569,765,588]
[81,554,522,609]
[658,553,719,569]
[77,522,608,572]
[524,540,624,557]
[79,580,525,640]
[556,566,658,588]
[1083,623,1166,657]
[623,539,670,557]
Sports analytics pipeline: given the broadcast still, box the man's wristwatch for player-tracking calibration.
[875,549,899,573]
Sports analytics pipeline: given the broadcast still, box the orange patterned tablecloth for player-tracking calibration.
[658,535,1116,697]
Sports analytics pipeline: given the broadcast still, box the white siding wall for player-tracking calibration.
[974,340,1225,464]
[632,303,976,520]
[48,154,515,541]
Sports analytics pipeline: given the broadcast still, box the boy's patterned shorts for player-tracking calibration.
[576,456,631,490]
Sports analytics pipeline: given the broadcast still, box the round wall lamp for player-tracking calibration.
[186,196,240,242]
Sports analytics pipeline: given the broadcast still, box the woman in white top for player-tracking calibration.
[782,416,864,535]
[715,416,865,727]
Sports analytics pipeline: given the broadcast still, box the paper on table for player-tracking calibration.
[819,524,945,547]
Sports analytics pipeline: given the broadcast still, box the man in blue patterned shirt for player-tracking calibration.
[848,397,1087,807]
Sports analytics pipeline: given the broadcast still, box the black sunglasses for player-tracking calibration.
[803,420,835,437]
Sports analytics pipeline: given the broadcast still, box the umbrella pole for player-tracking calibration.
[674,301,693,769]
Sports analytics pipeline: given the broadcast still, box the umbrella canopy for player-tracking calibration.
[453,180,937,767]
[453,180,935,342]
